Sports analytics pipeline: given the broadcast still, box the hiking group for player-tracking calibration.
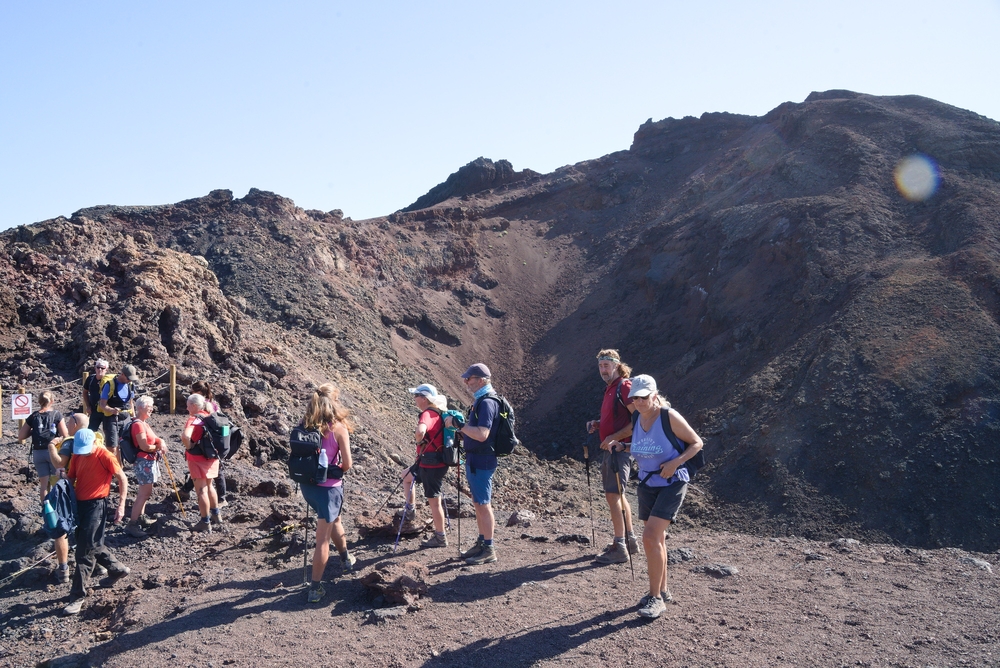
[24,350,702,621]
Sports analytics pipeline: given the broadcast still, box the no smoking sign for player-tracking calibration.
[11,394,32,420]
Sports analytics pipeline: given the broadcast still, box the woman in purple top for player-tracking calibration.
[609,374,703,620]
[299,383,355,604]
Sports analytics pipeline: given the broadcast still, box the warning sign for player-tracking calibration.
[12,394,32,420]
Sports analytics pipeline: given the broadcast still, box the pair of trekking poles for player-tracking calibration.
[373,459,461,556]
[584,435,635,581]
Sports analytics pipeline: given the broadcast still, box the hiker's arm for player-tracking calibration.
[414,422,428,445]
[181,423,196,449]
[459,424,490,442]
[113,467,128,522]
[49,438,70,469]
[57,418,69,439]
[334,423,352,473]
[17,421,30,442]
[658,410,703,479]
[82,385,91,415]
[600,421,633,451]
[136,426,154,453]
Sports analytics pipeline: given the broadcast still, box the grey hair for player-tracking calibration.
[186,393,206,411]
[136,395,155,411]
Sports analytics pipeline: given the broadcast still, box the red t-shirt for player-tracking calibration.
[417,409,445,469]
[131,420,159,461]
[599,377,634,443]
[68,445,121,501]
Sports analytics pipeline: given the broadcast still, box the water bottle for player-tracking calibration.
[317,449,328,469]
[43,500,58,531]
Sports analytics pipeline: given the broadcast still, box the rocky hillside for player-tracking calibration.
[2,90,999,551]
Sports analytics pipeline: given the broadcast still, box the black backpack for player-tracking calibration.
[119,416,139,464]
[195,412,234,460]
[478,394,519,457]
[288,425,343,485]
[630,407,706,481]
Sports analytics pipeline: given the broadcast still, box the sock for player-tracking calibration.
[483,538,493,547]
[311,580,321,588]
[201,516,210,524]
[614,537,626,545]
[58,563,68,570]
[479,534,485,542]
[435,531,446,538]
[210,507,220,515]
[404,503,413,510]
[339,549,349,559]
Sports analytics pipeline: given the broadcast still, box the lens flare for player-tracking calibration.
[894,154,939,202]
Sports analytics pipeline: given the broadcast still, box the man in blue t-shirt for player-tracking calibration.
[446,363,500,565]
[98,364,137,461]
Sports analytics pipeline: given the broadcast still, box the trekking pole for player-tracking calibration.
[456,459,462,558]
[612,449,635,582]
[161,454,187,518]
[373,461,416,517]
[583,441,596,547]
[303,493,311,585]
[393,477,414,555]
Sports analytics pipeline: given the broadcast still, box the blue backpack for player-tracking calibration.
[44,479,77,539]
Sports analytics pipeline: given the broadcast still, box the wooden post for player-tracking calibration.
[82,371,89,414]
[0,383,3,438]
[16,385,25,444]
[169,364,176,414]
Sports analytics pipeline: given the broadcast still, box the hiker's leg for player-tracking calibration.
[214,460,227,499]
[604,491,631,539]
[402,471,416,507]
[428,497,445,533]
[55,535,69,567]
[473,501,494,541]
[312,518,332,582]
[330,516,347,553]
[71,499,101,598]
[131,483,153,522]
[643,517,671,597]
[193,478,211,518]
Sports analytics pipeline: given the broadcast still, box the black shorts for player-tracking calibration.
[600,449,632,494]
[637,481,688,522]
[417,466,449,498]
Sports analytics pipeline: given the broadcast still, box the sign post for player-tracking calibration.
[13,389,31,444]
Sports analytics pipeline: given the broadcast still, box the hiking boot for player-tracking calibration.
[460,538,485,560]
[627,535,640,555]
[63,598,85,616]
[138,514,158,528]
[93,565,108,578]
[191,520,212,533]
[421,533,448,549]
[662,590,673,603]
[105,564,130,580]
[216,499,229,509]
[125,521,147,539]
[403,507,416,522]
[210,512,223,526]
[638,595,666,619]
[307,582,325,604]
[465,544,497,566]
[595,541,629,564]
[340,552,356,574]
[54,567,70,585]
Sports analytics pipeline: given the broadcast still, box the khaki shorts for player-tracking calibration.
[600,449,632,494]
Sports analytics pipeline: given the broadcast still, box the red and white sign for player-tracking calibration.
[12,394,32,420]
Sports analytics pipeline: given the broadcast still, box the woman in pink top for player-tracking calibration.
[300,383,355,604]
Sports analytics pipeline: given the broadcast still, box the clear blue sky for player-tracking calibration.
[2,1,998,229]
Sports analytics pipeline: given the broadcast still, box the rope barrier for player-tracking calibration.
[10,367,172,397]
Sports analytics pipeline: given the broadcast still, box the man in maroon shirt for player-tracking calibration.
[586,349,639,564]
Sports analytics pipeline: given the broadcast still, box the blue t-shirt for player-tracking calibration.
[100,378,134,409]
[465,394,498,471]
[630,412,690,487]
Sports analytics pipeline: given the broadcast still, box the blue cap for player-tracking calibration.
[73,429,96,455]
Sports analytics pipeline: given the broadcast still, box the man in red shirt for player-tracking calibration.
[63,428,130,615]
[586,349,639,564]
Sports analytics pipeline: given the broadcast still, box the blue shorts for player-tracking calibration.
[300,483,344,523]
[465,462,494,505]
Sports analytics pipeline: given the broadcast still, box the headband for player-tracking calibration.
[597,355,619,363]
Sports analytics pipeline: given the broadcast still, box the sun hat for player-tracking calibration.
[627,374,658,398]
[73,429,96,455]
[408,383,438,397]
[461,363,491,379]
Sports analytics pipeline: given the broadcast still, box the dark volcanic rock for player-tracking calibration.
[402,157,538,211]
